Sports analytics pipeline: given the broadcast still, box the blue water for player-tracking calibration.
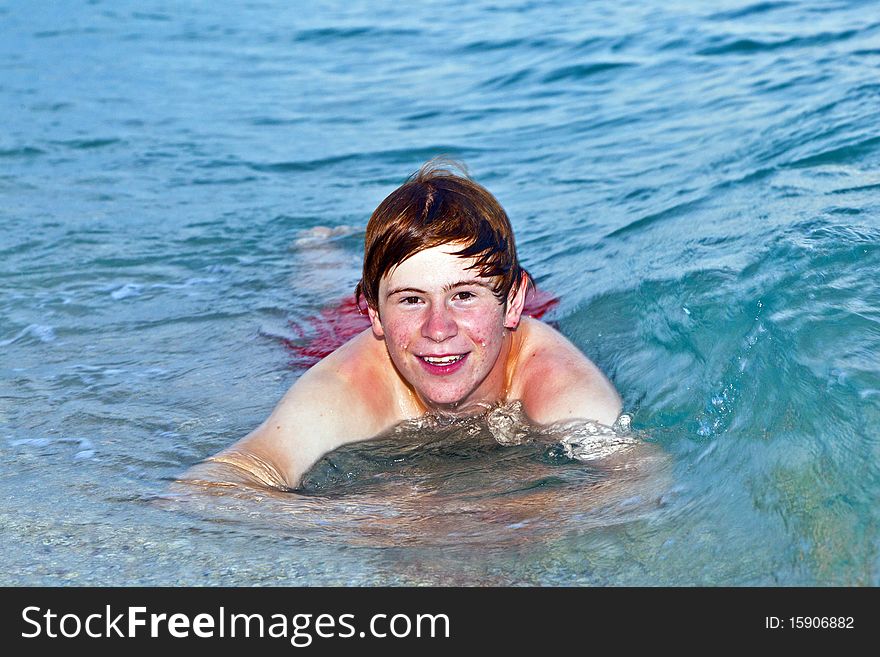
[2,0,879,585]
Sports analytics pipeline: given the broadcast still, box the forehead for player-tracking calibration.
[381,244,485,290]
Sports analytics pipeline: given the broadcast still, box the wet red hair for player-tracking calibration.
[355,159,531,311]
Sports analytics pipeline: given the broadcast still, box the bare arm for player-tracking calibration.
[518,320,622,427]
[177,365,382,490]
[524,356,622,426]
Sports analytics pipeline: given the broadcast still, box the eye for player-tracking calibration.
[400,296,422,305]
[453,290,476,301]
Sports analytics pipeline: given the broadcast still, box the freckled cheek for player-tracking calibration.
[383,318,418,355]
[392,332,410,352]
[460,318,502,350]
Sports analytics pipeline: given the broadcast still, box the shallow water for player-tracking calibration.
[2,0,879,585]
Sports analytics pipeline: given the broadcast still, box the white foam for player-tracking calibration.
[150,277,217,290]
[258,323,300,342]
[9,437,52,447]
[8,435,97,460]
[9,436,93,449]
[291,224,359,247]
[557,423,639,461]
[111,283,142,299]
[487,402,640,461]
[0,324,56,346]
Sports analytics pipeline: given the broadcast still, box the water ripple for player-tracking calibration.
[708,2,795,21]
[698,29,860,56]
[541,61,635,83]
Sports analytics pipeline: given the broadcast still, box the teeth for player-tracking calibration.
[422,355,464,365]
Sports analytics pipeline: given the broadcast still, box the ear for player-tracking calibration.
[367,305,385,339]
[503,275,528,329]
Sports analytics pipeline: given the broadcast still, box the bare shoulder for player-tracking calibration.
[513,318,622,426]
[185,329,394,489]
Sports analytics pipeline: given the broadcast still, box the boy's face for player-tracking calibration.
[368,244,525,413]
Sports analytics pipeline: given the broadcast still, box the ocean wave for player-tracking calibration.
[785,135,880,169]
[541,61,635,83]
[54,138,123,150]
[0,324,56,346]
[697,29,859,56]
[293,26,422,43]
[708,1,795,21]
[249,145,481,174]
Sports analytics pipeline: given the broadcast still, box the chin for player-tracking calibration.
[420,389,467,408]
[419,387,490,414]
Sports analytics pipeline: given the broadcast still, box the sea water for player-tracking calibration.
[1,0,878,585]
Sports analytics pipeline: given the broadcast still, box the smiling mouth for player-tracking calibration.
[420,354,466,365]
[416,352,469,374]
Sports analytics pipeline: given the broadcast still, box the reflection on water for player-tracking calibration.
[165,405,672,550]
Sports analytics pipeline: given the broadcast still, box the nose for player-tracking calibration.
[421,303,458,342]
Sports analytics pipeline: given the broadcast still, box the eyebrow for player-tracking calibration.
[385,279,494,299]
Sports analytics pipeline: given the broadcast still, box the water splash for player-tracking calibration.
[486,400,638,461]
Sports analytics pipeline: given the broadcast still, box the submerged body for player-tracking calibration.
[185,245,621,489]
[181,163,622,490]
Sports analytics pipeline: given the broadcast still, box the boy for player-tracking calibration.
[183,161,621,489]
